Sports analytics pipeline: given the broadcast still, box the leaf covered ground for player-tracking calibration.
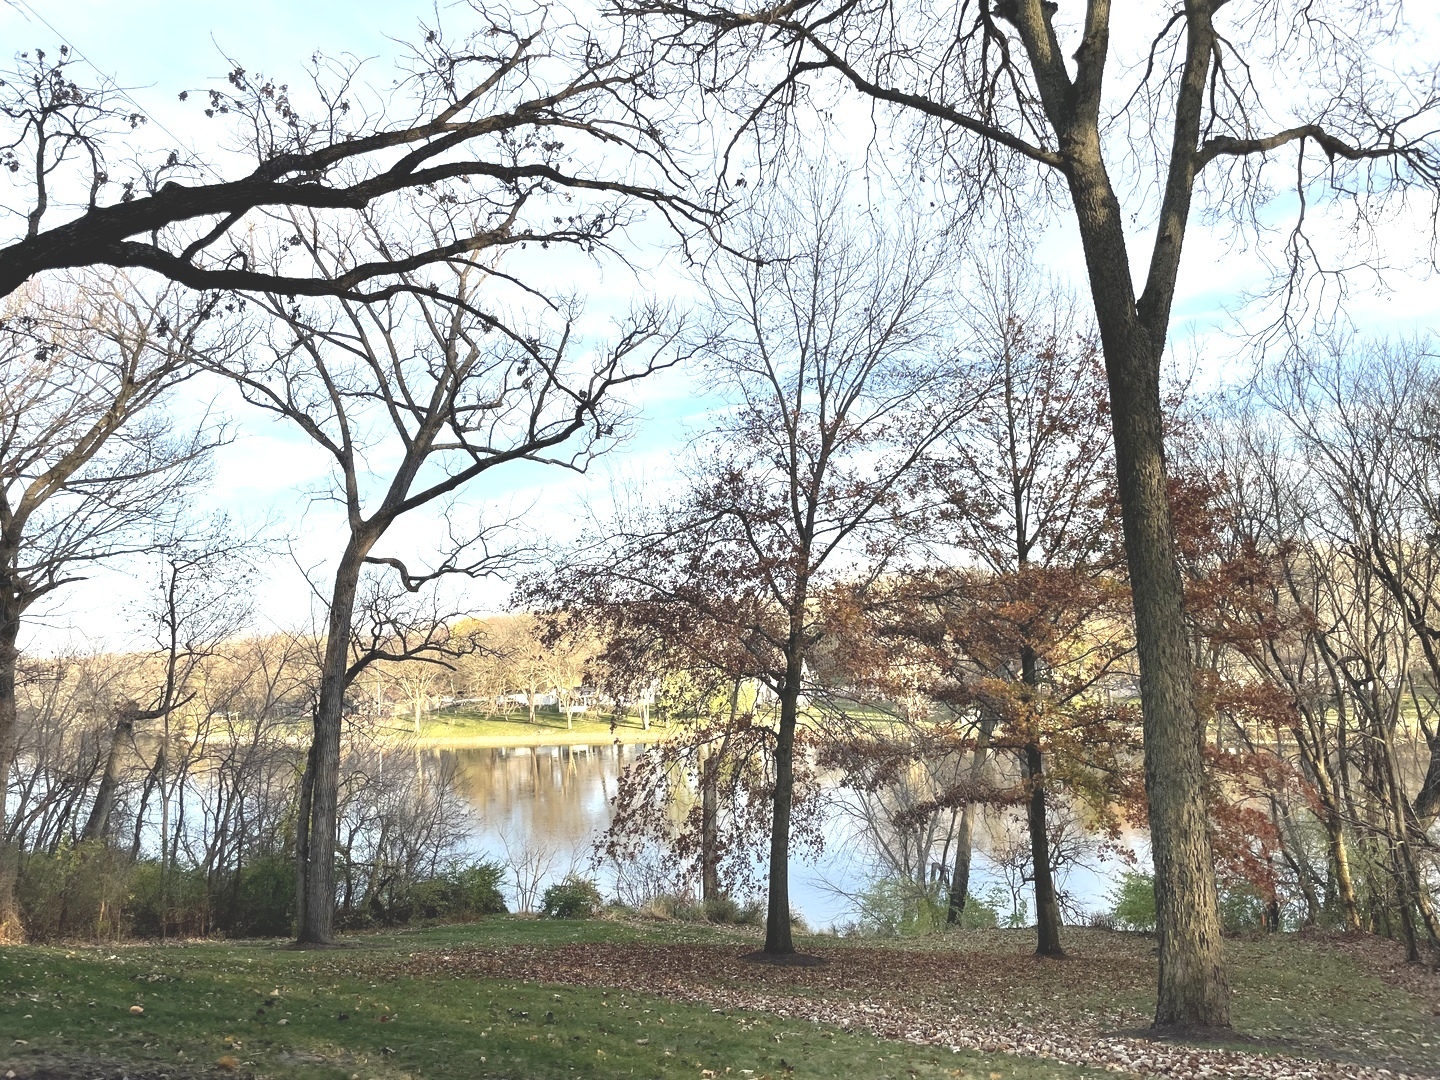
[1,919,1436,1079]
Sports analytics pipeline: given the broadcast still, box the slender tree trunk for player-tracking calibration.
[946,716,995,926]
[764,644,805,955]
[0,610,21,941]
[1325,809,1362,932]
[1018,644,1064,957]
[295,548,365,945]
[294,735,317,941]
[1024,742,1065,956]
[701,742,720,901]
[946,804,976,925]
[702,683,740,903]
[82,707,137,843]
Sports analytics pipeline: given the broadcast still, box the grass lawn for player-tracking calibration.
[2,919,1436,1079]
[413,706,666,747]
[0,920,1104,1080]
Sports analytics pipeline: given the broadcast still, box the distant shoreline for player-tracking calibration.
[407,725,670,750]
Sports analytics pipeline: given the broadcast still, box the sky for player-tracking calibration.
[5,0,1440,654]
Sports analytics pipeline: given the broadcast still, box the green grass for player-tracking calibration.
[0,921,1103,1080]
[4,920,1436,1079]
[417,705,664,745]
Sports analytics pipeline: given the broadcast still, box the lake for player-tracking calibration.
[441,741,1134,930]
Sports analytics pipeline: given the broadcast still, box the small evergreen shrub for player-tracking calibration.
[221,856,297,937]
[542,874,604,918]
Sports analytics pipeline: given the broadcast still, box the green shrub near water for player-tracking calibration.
[1107,871,1275,935]
[401,859,508,921]
[542,874,604,918]
[15,842,131,941]
[701,894,764,926]
[15,846,504,940]
[1108,871,1158,931]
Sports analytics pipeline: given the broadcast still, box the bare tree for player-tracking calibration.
[0,8,702,302]
[543,174,981,954]
[623,0,1440,1027]
[0,274,226,938]
[219,250,676,944]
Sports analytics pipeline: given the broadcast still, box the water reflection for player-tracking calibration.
[438,742,1131,929]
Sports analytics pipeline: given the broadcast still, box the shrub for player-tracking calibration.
[219,856,296,937]
[1109,871,1158,931]
[1217,884,1267,934]
[126,861,210,938]
[852,877,948,936]
[701,895,763,926]
[957,886,1004,930]
[17,843,133,941]
[542,874,603,918]
[642,892,702,921]
[404,860,508,922]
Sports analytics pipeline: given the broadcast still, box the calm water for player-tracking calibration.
[442,743,1131,929]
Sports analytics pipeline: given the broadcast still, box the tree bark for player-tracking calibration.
[763,643,805,954]
[81,706,137,843]
[946,716,995,926]
[701,742,720,902]
[0,609,21,940]
[1024,741,1065,956]
[294,550,363,945]
[1018,628,1064,956]
[1061,146,1231,1027]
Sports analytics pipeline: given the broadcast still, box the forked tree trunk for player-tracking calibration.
[1062,140,1231,1026]
[946,715,995,925]
[946,804,976,925]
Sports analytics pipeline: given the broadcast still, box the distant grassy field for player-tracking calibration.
[2,918,1435,1079]
[412,705,666,746]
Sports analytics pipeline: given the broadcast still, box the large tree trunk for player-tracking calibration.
[1064,151,1231,1027]
[1109,335,1230,1026]
[763,646,805,955]
[294,549,364,946]
[0,609,21,941]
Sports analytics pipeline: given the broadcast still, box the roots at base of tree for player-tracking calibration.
[740,949,829,967]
